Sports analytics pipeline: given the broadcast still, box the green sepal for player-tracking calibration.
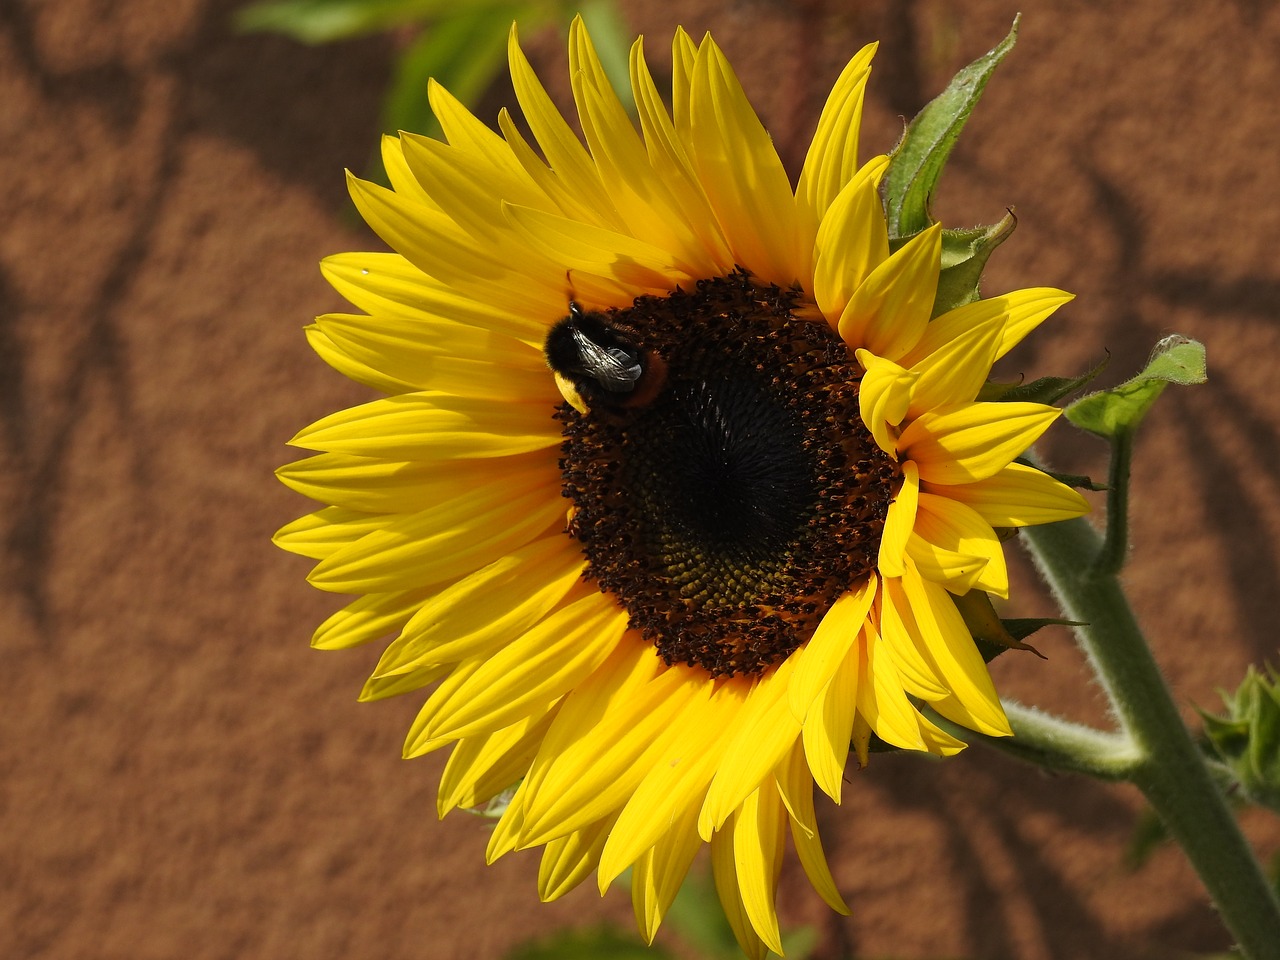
[1199,665,1280,813]
[882,16,1020,239]
[980,354,1109,405]
[931,211,1017,317]
[954,589,1085,663]
[1065,335,1207,439]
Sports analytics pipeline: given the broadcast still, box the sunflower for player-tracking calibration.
[275,18,1088,958]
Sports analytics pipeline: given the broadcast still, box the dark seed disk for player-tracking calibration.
[556,270,899,678]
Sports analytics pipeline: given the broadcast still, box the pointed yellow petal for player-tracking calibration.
[438,707,560,816]
[838,223,941,361]
[404,588,627,749]
[630,807,703,943]
[802,646,859,802]
[320,252,544,343]
[538,814,615,902]
[901,287,1075,368]
[732,785,787,956]
[856,348,917,456]
[699,659,801,839]
[273,506,390,561]
[906,314,1005,417]
[710,821,770,960]
[308,480,561,594]
[926,461,1090,527]
[305,326,414,394]
[789,575,877,722]
[797,43,878,233]
[878,460,919,578]
[917,710,969,757]
[359,660,451,703]
[598,682,743,888]
[506,24,617,224]
[911,493,1009,598]
[486,778,528,863]
[899,402,1060,485]
[856,622,926,750]
[775,744,848,914]
[812,157,891,322]
[311,586,433,650]
[374,534,585,676]
[278,450,552,516]
[878,580,949,700]
[687,37,801,286]
[520,664,712,847]
[289,392,561,461]
[901,563,1011,736]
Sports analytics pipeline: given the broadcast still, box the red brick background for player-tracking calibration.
[3,1,1278,958]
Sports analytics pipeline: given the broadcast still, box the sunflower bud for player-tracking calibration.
[1200,666,1280,813]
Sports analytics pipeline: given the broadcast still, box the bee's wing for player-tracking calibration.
[571,328,643,392]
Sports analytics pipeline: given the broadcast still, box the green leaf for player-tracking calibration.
[1065,336,1207,439]
[932,211,1016,316]
[883,16,1020,239]
[1200,665,1280,812]
[235,0,453,43]
[504,925,675,960]
[980,354,1109,405]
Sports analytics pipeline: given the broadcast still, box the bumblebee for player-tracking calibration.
[544,302,666,414]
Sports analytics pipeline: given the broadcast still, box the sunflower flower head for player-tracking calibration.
[275,19,1089,957]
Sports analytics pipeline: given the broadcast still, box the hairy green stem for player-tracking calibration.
[1022,515,1280,960]
[1093,430,1133,577]
[933,700,1140,781]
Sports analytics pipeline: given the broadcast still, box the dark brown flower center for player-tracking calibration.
[555,271,899,678]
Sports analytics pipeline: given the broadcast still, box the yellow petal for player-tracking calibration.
[598,682,743,888]
[687,36,801,286]
[733,784,787,956]
[878,460,919,578]
[308,481,561,594]
[901,563,1011,736]
[812,157,891,322]
[856,621,926,750]
[273,506,390,561]
[404,588,627,748]
[906,314,1005,417]
[630,807,703,943]
[911,493,1009,598]
[311,586,433,650]
[699,659,801,839]
[801,646,859,802]
[320,252,544,344]
[374,534,585,675]
[797,43,878,234]
[838,222,941,361]
[711,820,770,960]
[789,575,877,722]
[289,391,561,461]
[437,706,560,816]
[925,461,1090,527]
[538,813,615,902]
[305,326,415,395]
[774,744,848,913]
[519,664,711,847]
[902,287,1075,366]
[899,402,1060,485]
[877,580,949,700]
[506,23,617,225]
[856,348,918,457]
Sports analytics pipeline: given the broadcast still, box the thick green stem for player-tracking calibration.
[1023,516,1280,960]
